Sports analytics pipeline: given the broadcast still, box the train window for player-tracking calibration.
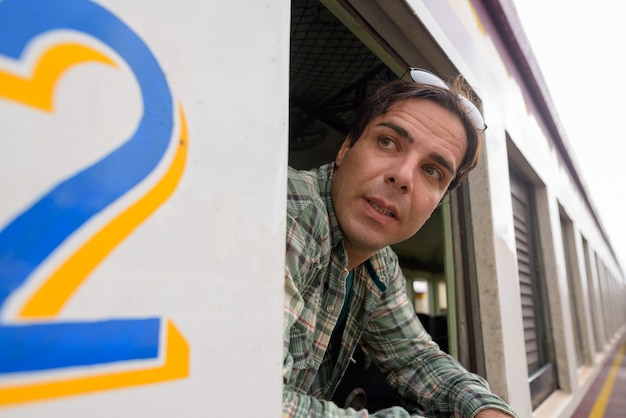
[405,273,449,353]
[582,239,604,350]
[289,0,458,344]
[559,209,586,368]
[288,0,478,410]
[510,172,557,408]
[595,257,618,340]
[411,278,431,314]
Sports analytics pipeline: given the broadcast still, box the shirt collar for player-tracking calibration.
[315,162,345,251]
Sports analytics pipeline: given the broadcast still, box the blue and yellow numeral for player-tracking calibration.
[0,0,189,406]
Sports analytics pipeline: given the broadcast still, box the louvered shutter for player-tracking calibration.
[510,174,556,408]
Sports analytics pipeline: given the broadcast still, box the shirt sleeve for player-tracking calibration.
[359,261,518,418]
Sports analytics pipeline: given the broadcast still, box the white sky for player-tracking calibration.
[512,0,626,274]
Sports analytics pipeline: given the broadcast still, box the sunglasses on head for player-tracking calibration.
[405,67,487,132]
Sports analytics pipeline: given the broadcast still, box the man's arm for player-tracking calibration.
[359,259,518,418]
[475,410,515,418]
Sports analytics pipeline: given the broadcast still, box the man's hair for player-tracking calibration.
[347,78,483,194]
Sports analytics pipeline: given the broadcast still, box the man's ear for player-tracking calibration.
[335,136,352,167]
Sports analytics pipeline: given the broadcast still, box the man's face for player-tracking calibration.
[331,98,467,262]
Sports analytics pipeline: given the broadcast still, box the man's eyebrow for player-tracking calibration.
[429,153,456,175]
[378,121,414,143]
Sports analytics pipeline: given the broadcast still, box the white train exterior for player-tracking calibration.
[0,0,623,417]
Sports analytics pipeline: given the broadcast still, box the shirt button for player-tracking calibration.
[326,305,334,313]
[380,276,387,283]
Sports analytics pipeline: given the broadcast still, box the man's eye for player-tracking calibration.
[379,137,395,148]
[424,166,442,180]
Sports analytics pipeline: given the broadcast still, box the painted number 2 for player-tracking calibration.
[0,0,189,406]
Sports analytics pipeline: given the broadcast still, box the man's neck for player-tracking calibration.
[344,244,375,271]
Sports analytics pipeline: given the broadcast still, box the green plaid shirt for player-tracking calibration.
[283,163,517,418]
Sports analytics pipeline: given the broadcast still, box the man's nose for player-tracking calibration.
[385,160,414,193]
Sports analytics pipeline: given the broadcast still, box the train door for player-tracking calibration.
[289,0,482,410]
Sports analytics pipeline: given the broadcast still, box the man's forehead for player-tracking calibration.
[371,99,465,138]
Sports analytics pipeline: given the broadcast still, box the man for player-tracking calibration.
[284,69,517,417]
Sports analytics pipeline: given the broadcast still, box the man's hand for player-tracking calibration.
[475,409,515,418]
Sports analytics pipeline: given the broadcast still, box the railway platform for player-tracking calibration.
[571,335,626,417]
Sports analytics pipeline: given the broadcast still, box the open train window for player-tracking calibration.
[289,0,451,342]
[289,0,495,358]
[288,0,482,410]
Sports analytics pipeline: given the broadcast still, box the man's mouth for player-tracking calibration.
[367,199,396,218]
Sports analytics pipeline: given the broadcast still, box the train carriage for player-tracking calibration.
[0,0,623,417]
